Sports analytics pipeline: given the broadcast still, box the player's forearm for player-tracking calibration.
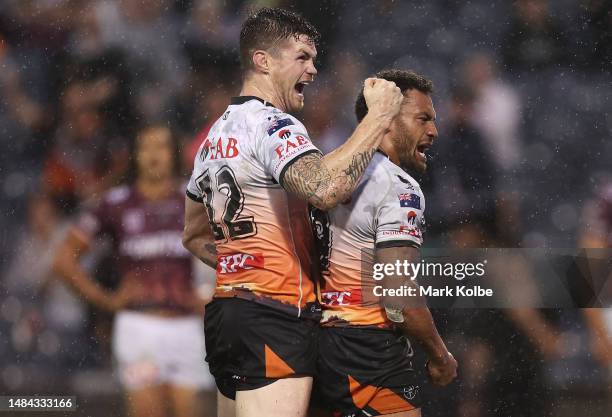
[381,275,449,361]
[183,237,217,269]
[53,251,111,309]
[321,113,392,200]
[323,112,393,174]
[400,307,450,362]
[283,113,392,210]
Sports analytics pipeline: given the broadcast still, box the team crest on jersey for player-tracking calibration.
[403,385,419,401]
[398,193,421,209]
[278,129,292,140]
[267,118,294,135]
[406,210,418,225]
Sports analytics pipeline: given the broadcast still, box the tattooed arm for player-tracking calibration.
[282,78,403,210]
[183,196,217,269]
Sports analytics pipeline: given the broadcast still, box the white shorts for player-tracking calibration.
[112,311,215,391]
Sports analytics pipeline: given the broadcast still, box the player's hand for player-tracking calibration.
[362,77,403,121]
[99,279,140,312]
[427,351,458,386]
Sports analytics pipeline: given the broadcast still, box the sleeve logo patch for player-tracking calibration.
[406,210,418,224]
[278,129,292,140]
[267,118,294,135]
[273,134,311,158]
[398,193,421,209]
[399,225,422,239]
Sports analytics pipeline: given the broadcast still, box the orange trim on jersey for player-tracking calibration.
[210,196,318,315]
[348,375,416,414]
[265,344,295,378]
[321,305,390,328]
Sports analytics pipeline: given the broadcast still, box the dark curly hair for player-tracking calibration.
[355,69,434,122]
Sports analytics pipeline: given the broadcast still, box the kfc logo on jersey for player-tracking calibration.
[321,290,362,306]
[217,252,265,274]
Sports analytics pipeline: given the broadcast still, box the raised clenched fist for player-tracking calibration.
[363,77,404,121]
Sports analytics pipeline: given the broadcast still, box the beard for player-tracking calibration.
[399,155,426,175]
[394,121,426,174]
[400,157,424,174]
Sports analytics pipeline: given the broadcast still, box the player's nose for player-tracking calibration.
[307,62,318,77]
[427,122,438,140]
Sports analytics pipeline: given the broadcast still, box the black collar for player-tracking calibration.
[230,96,275,107]
[377,149,389,158]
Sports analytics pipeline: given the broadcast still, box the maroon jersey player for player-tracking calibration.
[54,126,212,417]
[76,182,194,312]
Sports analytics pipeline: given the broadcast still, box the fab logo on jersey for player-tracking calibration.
[202,137,240,160]
[274,134,311,158]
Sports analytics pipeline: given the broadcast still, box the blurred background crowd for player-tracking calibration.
[0,0,610,416]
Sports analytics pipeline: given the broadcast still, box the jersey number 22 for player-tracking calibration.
[196,166,257,241]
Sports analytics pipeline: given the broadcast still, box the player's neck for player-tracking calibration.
[378,144,401,166]
[136,177,173,200]
[240,78,283,111]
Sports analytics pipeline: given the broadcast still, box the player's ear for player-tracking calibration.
[252,50,270,74]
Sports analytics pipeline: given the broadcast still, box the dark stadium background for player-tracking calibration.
[0,0,610,416]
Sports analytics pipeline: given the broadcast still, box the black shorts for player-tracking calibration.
[204,297,319,400]
[315,326,422,416]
